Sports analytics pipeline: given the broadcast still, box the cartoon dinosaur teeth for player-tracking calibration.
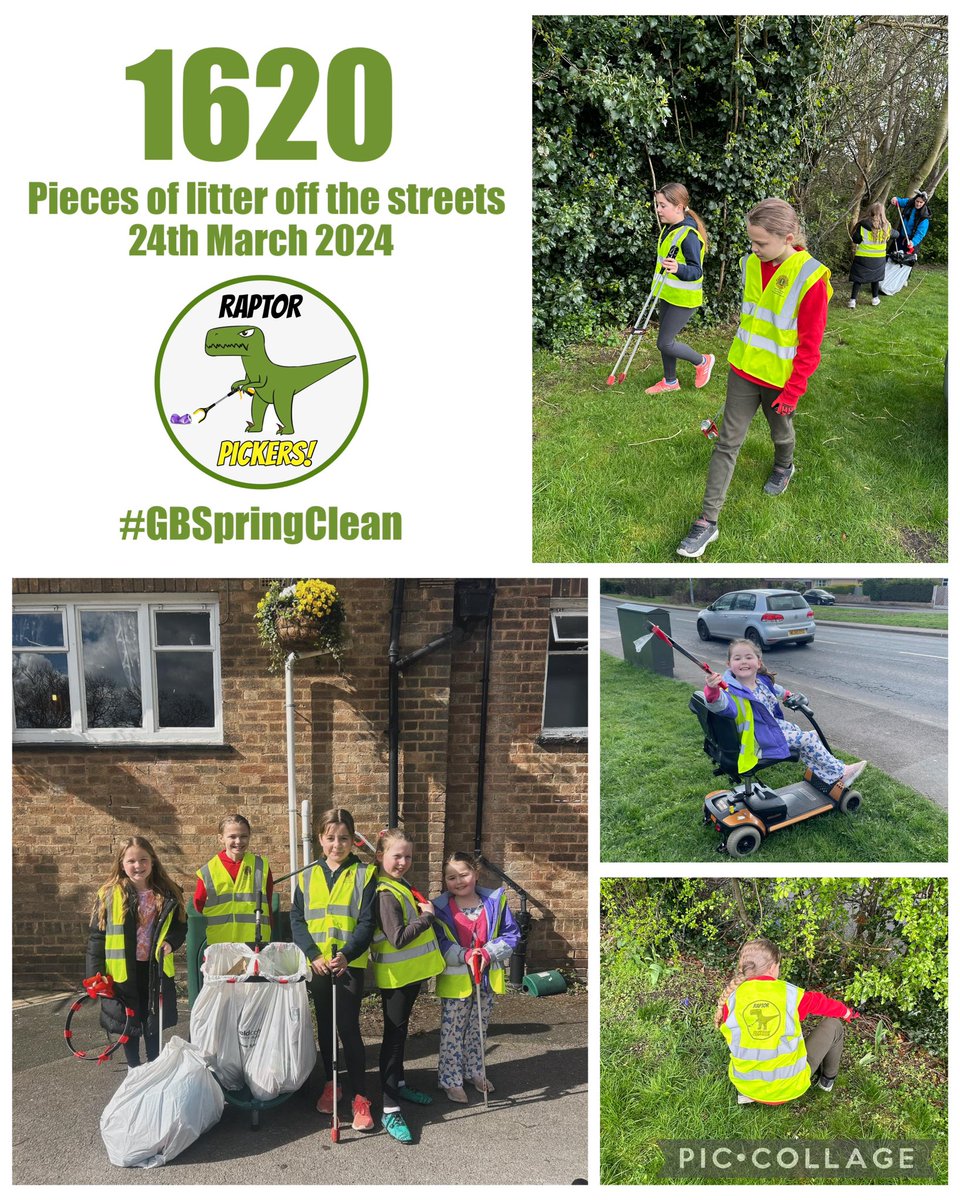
[204,324,355,435]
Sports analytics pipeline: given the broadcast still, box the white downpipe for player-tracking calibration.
[284,649,325,902]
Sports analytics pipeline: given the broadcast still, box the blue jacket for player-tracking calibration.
[893,198,930,246]
[431,886,520,994]
[704,670,791,762]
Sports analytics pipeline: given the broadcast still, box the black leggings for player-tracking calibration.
[851,281,880,300]
[379,981,422,1105]
[308,966,367,1097]
[122,961,160,1067]
[657,300,704,380]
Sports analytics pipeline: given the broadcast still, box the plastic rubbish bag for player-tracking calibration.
[99,1036,224,1168]
[190,980,247,1090]
[238,944,315,1101]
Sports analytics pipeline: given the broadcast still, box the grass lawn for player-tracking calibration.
[600,655,948,862]
[600,953,947,1184]
[534,266,947,563]
[605,593,949,631]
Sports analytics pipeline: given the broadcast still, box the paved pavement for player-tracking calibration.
[13,990,587,1185]
[602,598,948,808]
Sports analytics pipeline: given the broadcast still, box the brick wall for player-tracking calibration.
[12,578,587,994]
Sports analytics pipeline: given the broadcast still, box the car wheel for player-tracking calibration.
[726,826,762,857]
[745,627,767,650]
[697,619,711,642]
[840,789,862,814]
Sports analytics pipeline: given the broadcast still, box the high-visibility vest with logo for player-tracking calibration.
[721,978,811,1102]
[299,860,372,967]
[103,887,176,982]
[197,853,270,945]
[731,694,759,774]
[370,876,445,988]
[854,226,888,259]
[434,889,510,998]
[728,251,833,389]
[655,225,705,309]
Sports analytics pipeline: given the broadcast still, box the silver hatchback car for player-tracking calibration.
[696,589,816,650]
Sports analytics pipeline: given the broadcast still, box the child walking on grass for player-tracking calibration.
[432,852,520,1102]
[715,938,858,1103]
[639,183,715,395]
[702,639,867,790]
[86,837,187,1069]
[677,198,832,558]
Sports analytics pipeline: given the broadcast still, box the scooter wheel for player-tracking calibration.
[840,789,862,814]
[725,826,762,857]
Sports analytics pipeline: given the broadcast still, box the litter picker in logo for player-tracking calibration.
[157,276,367,489]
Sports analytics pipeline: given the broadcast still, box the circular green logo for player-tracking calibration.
[156,275,367,489]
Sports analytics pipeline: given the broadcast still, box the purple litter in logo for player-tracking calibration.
[170,413,182,424]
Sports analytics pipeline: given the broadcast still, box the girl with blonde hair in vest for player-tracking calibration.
[639,183,716,395]
[289,807,378,1131]
[194,813,274,946]
[86,836,186,1068]
[432,851,521,1102]
[715,938,858,1104]
[678,198,832,558]
[370,828,444,1143]
[703,639,866,790]
[848,201,891,308]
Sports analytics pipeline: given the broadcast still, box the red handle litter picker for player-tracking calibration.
[607,227,686,386]
[641,623,728,690]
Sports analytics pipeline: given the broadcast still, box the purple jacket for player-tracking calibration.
[431,886,520,993]
[705,670,791,761]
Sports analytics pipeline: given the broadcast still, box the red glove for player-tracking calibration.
[772,394,798,416]
[907,242,915,253]
[82,972,115,999]
[844,1007,861,1021]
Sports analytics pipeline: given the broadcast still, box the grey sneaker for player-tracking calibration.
[676,518,718,558]
[817,1074,836,1092]
[763,464,795,495]
[846,298,856,308]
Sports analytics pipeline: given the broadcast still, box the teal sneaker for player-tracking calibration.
[382,1111,413,1143]
[398,1084,433,1106]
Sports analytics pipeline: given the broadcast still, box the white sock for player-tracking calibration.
[383,1105,400,1114]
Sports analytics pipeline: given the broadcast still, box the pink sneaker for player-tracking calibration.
[695,353,716,388]
[316,1081,342,1113]
[645,379,681,395]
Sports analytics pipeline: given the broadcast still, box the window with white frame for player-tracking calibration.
[12,596,223,744]
[541,599,588,739]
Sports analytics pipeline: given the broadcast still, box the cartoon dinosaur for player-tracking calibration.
[746,1008,780,1036]
[204,325,356,435]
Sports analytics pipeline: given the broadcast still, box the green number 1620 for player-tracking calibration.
[126,47,392,162]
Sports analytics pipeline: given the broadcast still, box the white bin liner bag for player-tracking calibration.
[239,943,316,1101]
[189,943,256,1090]
[100,1036,224,1168]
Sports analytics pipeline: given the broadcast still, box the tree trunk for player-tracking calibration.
[908,89,948,193]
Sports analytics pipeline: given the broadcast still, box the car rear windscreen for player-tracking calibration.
[767,593,807,611]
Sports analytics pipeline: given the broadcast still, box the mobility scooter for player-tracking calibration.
[689,689,863,856]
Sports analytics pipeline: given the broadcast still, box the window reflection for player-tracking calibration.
[155,611,211,647]
[80,611,143,728]
[13,652,71,728]
[157,652,215,727]
[13,613,65,649]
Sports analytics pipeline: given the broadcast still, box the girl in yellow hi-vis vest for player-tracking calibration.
[641,183,715,395]
[715,938,858,1104]
[370,828,445,1143]
[289,806,378,1132]
[432,852,520,1103]
[847,201,891,309]
[86,836,186,1068]
[678,198,833,558]
[194,813,274,946]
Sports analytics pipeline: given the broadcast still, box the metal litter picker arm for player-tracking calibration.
[607,227,687,386]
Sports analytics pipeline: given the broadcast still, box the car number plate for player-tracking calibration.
[788,628,805,635]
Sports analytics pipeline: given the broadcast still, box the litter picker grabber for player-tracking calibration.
[471,951,488,1111]
[157,948,165,1055]
[607,227,687,386]
[63,973,135,1063]
[635,623,728,689]
[330,941,341,1144]
[193,385,255,424]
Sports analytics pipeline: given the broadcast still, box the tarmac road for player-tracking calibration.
[602,598,948,808]
[12,990,587,1185]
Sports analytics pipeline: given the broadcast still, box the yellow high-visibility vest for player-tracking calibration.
[720,977,811,1102]
[731,695,759,773]
[728,251,833,389]
[435,889,509,998]
[299,860,373,967]
[197,852,270,945]
[654,225,705,309]
[370,875,445,988]
[103,886,176,982]
[854,225,888,258]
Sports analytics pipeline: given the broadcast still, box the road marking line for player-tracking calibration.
[896,651,948,660]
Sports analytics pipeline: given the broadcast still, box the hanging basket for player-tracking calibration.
[273,615,332,655]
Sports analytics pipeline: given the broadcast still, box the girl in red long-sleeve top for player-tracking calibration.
[714,938,858,1105]
[678,198,832,559]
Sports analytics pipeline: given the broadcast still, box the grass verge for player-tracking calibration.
[534,267,947,563]
[600,655,948,862]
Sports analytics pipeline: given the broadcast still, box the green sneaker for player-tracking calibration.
[382,1111,413,1143]
[398,1084,433,1105]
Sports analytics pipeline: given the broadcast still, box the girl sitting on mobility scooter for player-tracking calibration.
[715,938,858,1104]
[703,639,867,790]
